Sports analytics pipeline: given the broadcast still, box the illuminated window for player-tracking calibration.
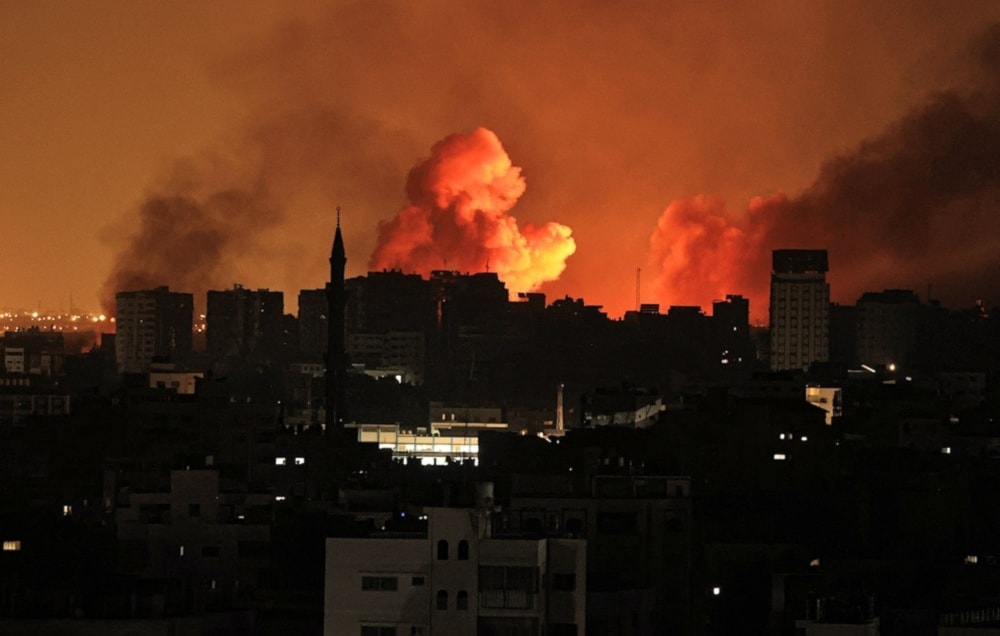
[275,457,287,466]
[294,457,305,465]
[712,586,721,596]
[3,540,20,551]
[773,454,787,461]
[178,545,185,557]
[62,504,72,516]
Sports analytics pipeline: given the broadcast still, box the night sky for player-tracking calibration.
[2,1,998,321]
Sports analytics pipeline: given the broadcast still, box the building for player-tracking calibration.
[503,474,692,635]
[713,294,752,374]
[114,287,193,373]
[298,288,329,359]
[769,250,830,372]
[855,289,920,369]
[206,284,284,364]
[324,505,586,636]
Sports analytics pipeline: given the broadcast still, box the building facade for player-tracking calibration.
[325,506,586,636]
[114,287,193,373]
[769,250,830,372]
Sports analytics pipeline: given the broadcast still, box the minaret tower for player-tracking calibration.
[326,207,347,431]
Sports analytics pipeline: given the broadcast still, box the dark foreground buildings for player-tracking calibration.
[1,231,999,635]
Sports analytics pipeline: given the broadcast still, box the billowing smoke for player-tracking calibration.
[369,128,576,293]
[649,25,1000,321]
[99,169,281,316]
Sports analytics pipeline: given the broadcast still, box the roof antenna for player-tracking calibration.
[336,205,341,228]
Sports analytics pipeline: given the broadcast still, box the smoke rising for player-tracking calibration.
[369,128,576,293]
[649,25,1000,321]
[100,168,282,316]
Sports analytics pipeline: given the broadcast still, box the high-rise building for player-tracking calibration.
[206,284,284,363]
[115,286,193,373]
[855,289,920,369]
[713,294,753,374]
[298,288,329,359]
[768,250,829,372]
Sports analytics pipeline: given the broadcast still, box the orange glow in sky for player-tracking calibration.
[2,2,999,318]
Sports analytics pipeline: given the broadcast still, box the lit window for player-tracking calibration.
[773,453,787,461]
[942,447,952,455]
[712,586,721,596]
[62,504,72,516]
[275,495,286,501]
[294,457,305,465]
[275,457,287,466]
[178,545,185,557]
[3,540,21,551]
[965,555,979,564]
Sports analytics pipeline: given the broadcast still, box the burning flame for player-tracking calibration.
[369,127,576,293]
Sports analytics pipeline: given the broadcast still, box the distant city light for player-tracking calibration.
[712,586,721,596]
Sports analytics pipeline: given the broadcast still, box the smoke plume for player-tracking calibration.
[99,166,282,316]
[369,128,576,293]
[649,25,1000,321]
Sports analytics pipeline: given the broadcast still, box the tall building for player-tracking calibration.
[206,284,284,363]
[326,211,347,431]
[855,289,920,369]
[298,288,329,359]
[114,286,193,373]
[713,294,752,376]
[768,250,830,372]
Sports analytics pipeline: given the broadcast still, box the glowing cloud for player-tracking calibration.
[369,128,576,293]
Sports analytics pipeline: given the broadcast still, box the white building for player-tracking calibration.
[324,506,586,636]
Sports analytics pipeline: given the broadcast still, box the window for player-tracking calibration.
[437,539,449,560]
[2,540,20,551]
[411,576,425,586]
[275,457,287,466]
[360,627,396,636]
[458,539,469,560]
[201,545,221,558]
[294,457,305,465]
[362,576,399,591]
[436,589,448,610]
[457,590,469,610]
[551,573,576,591]
[189,503,201,518]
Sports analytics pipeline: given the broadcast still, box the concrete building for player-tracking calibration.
[503,474,692,635]
[855,289,920,369]
[298,288,329,359]
[324,505,586,636]
[113,469,271,615]
[206,284,284,364]
[769,250,830,372]
[114,287,193,373]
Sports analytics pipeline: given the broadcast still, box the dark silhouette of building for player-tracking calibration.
[206,284,284,364]
[298,288,329,359]
[114,286,193,373]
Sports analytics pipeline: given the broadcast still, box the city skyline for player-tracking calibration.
[2,2,999,320]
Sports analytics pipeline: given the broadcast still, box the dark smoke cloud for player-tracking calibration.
[650,24,1000,320]
[100,175,281,315]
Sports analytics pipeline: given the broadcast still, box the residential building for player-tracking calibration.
[769,250,830,372]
